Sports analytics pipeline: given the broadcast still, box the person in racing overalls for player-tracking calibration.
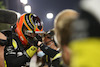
[1,13,44,67]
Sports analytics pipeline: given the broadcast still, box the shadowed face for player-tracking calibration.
[44,35,51,44]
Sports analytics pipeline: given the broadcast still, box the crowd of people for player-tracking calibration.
[0,0,100,67]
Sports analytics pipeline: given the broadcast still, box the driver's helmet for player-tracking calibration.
[15,13,43,46]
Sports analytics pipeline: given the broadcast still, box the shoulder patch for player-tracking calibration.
[12,39,18,49]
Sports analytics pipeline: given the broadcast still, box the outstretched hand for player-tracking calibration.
[37,41,42,46]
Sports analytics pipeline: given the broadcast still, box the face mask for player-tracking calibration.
[37,51,45,57]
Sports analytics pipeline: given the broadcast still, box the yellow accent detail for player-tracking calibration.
[12,39,17,49]
[36,25,40,31]
[52,52,61,61]
[60,60,63,65]
[69,37,100,67]
[4,60,7,67]
[29,14,35,31]
[24,15,31,31]
[46,55,48,62]
[26,46,37,58]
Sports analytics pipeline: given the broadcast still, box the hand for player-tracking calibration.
[37,41,42,46]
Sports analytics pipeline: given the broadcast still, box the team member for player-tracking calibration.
[69,0,100,67]
[37,29,59,67]
[0,9,17,67]
[54,9,79,66]
[37,29,64,67]
[0,32,6,67]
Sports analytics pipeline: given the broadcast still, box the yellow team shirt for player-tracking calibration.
[69,37,100,67]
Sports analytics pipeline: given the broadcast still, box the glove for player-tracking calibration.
[24,45,37,58]
[35,34,42,42]
[25,34,42,47]
[0,39,7,46]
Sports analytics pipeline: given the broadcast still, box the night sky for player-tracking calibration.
[1,0,80,32]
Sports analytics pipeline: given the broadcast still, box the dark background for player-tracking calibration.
[0,0,80,32]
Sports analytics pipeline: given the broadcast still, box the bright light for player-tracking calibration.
[46,13,54,19]
[24,5,31,13]
[16,12,21,19]
[20,0,28,4]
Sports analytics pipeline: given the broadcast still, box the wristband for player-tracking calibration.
[0,39,7,46]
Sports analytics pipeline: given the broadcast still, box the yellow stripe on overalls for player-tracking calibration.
[46,55,48,62]
[12,39,17,49]
[4,39,17,67]
[4,60,7,67]
[52,52,61,61]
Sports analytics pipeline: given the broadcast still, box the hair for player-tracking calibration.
[54,9,79,45]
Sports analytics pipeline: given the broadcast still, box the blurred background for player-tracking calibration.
[0,0,80,31]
